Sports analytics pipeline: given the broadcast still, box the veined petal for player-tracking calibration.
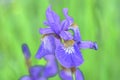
[20,76,31,80]
[44,55,55,61]
[55,43,84,68]
[61,19,69,31]
[39,28,54,34]
[69,26,81,43]
[60,8,74,31]
[60,31,73,40]
[22,44,31,59]
[43,61,58,78]
[46,6,61,34]
[59,70,72,80]
[43,55,58,78]
[29,65,44,78]
[79,41,98,50]
[35,42,46,59]
[63,8,74,27]
[38,77,47,80]
[76,69,84,80]
[35,36,56,59]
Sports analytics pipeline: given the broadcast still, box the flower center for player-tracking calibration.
[64,46,75,54]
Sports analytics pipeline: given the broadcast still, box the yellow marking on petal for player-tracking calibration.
[71,23,78,28]
[64,40,74,48]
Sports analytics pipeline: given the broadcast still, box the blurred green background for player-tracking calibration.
[0,0,120,80]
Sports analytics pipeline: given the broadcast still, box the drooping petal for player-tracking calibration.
[44,54,55,61]
[79,41,98,50]
[20,76,31,80]
[35,35,56,59]
[60,31,73,40]
[46,6,61,34]
[22,44,31,59]
[76,69,84,80]
[69,26,81,43]
[43,61,58,78]
[35,42,46,59]
[55,43,84,68]
[29,65,44,78]
[43,55,58,78]
[38,77,47,80]
[59,70,72,80]
[39,28,54,34]
[61,8,73,31]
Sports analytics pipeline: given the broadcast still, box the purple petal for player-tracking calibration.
[38,77,47,80]
[60,31,73,40]
[59,70,72,80]
[20,76,31,80]
[22,44,31,59]
[29,65,43,78]
[46,6,61,34]
[55,43,84,68]
[43,55,58,78]
[44,55,55,61]
[61,19,69,31]
[61,8,73,30]
[76,69,84,80]
[39,28,54,34]
[69,27,81,43]
[79,41,98,50]
[44,21,49,26]
[35,36,56,59]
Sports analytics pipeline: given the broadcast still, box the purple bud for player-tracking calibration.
[22,44,31,59]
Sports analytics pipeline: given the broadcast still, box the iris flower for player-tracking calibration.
[20,44,58,80]
[21,6,98,80]
[36,6,98,68]
[35,6,75,60]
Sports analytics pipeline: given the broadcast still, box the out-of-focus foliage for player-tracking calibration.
[0,0,120,80]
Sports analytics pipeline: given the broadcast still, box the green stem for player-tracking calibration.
[72,73,76,80]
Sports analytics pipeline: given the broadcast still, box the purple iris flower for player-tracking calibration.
[59,68,84,80]
[20,65,46,80]
[36,6,74,61]
[21,6,98,80]
[39,6,73,40]
[55,23,98,68]
[20,44,58,80]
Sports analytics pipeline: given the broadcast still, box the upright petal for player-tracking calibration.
[55,43,84,68]
[61,19,69,31]
[59,70,72,80]
[22,44,31,59]
[69,26,81,43]
[79,41,98,50]
[61,8,74,31]
[39,28,54,34]
[60,31,73,40]
[35,35,56,59]
[46,6,61,34]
